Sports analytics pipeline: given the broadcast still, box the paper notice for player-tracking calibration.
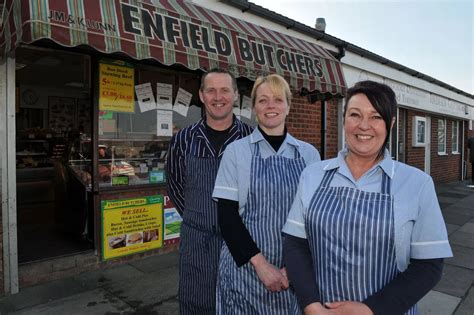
[173,88,192,117]
[135,83,157,112]
[156,83,173,111]
[241,95,252,119]
[157,110,173,137]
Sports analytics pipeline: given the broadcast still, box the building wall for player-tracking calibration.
[286,94,340,159]
[430,117,463,183]
[465,124,474,182]
[405,110,427,172]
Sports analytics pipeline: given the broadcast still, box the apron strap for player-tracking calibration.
[251,141,261,157]
[318,168,337,190]
[380,171,391,194]
[293,146,302,159]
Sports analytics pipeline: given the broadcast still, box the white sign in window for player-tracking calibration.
[412,116,426,147]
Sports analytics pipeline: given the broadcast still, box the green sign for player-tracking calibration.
[112,175,129,186]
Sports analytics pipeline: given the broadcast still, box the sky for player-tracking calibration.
[251,0,474,95]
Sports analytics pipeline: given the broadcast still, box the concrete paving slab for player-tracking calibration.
[435,264,474,297]
[10,288,133,315]
[72,263,145,290]
[145,298,179,315]
[0,277,87,314]
[459,223,474,234]
[450,231,474,249]
[447,224,461,235]
[444,205,474,217]
[418,290,461,315]
[129,251,179,274]
[103,265,179,310]
[454,286,474,315]
[446,245,474,270]
[443,212,472,226]
[439,196,464,205]
[439,192,472,199]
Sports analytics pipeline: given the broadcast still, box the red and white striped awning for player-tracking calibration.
[1,0,346,96]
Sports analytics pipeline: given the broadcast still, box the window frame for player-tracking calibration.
[437,118,447,155]
[451,120,459,154]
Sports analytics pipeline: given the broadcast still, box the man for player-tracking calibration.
[468,136,474,184]
[167,69,252,314]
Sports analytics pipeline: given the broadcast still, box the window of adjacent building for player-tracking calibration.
[451,120,459,154]
[437,119,446,154]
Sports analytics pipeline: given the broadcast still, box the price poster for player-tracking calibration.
[102,195,163,260]
[99,60,135,113]
[135,82,157,113]
[157,83,173,111]
[173,88,192,117]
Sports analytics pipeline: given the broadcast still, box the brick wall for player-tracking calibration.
[405,110,426,172]
[286,93,339,159]
[286,93,321,149]
[430,116,463,184]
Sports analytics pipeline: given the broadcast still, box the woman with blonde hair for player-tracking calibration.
[213,74,320,314]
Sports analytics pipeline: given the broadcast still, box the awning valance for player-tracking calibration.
[1,0,346,96]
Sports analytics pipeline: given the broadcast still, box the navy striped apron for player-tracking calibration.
[179,145,222,314]
[305,169,417,315]
[217,142,305,315]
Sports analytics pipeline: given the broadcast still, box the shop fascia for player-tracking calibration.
[46,2,325,78]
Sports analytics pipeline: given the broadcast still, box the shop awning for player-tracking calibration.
[0,0,346,96]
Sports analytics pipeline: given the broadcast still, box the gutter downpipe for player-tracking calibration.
[321,44,346,159]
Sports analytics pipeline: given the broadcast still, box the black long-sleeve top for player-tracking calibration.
[217,126,287,267]
[283,234,444,315]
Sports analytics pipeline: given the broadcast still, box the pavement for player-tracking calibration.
[0,180,473,315]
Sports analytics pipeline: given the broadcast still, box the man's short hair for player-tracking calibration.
[200,68,238,92]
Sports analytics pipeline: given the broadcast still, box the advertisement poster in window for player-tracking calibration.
[49,96,76,131]
[99,60,135,113]
[164,195,182,245]
[102,195,163,260]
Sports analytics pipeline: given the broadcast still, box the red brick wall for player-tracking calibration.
[286,93,339,159]
[397,110,465,184]
[405,110,426,172]
[286,93,321,150]
[430,117,463,183]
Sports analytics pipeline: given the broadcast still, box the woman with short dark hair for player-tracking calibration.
[283,81,452,315]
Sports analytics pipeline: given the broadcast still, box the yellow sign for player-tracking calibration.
[102,195,163,260]
[99,61,135,113]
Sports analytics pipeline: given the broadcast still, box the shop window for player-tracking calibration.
[97,62,202,188]
[437,119,446,155]
[15,46,93,262]
[451,121,459,154]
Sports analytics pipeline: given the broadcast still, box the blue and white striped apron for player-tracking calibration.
[305,169,417,315]
[217,143,305,315]
[179,146,222,314]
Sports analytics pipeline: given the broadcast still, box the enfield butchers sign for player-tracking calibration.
[2,0,346,94]
[46,3,323,78]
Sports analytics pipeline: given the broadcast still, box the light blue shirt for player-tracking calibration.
[212,128,320,212]
[283,149,453,271]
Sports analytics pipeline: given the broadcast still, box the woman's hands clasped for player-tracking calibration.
[250,253,289,292]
